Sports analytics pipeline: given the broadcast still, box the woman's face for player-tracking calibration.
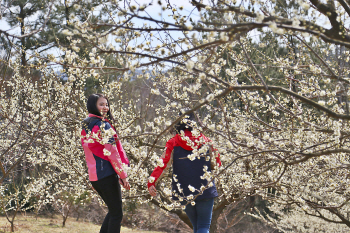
[96,97,109,116]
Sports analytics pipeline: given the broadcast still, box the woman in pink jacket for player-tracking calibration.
[81,93,130,233]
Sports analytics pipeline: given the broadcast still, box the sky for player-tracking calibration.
[0,0,342,70]
[0,0,203,68]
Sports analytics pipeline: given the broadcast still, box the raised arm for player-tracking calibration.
[147,139,175,195]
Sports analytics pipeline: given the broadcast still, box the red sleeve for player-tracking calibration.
[147,138,175,188]
[212,147,222,167]
[103,143,127,179]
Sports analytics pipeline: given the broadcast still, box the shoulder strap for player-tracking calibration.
[82,117,102,132]
[88,118,101,130]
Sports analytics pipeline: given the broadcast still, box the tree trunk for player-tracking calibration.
[75,205,80,221]
[10,221,14,232]
[150,199,193,229]
[62,202,73,227]
[20,4,27,68]
[174,209,192,229]
[210,200,229,233]
[62,215,67,227]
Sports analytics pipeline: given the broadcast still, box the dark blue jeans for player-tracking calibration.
[91,174,123,233]
[185,198,214,233]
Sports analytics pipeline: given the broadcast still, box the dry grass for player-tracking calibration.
[0,214,165,233]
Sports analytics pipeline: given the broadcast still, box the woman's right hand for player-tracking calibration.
[148,185,157,196]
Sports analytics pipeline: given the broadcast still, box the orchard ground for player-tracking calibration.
[0,214,165,233]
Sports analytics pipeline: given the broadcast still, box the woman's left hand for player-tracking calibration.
[119,178,130,190]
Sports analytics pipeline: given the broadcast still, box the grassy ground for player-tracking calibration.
[0,214,164,233]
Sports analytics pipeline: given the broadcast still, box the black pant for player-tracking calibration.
[91,175,123,233]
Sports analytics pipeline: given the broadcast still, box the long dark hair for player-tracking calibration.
[174,111,196,133]
[87,93,114,121]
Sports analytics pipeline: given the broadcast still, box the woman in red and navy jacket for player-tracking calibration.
[81,93,130,233]
[148,112,221,233]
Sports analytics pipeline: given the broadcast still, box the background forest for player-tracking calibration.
[1,0,350,232]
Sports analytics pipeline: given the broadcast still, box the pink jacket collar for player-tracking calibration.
[88,113,102,119]
[88,114,111,123]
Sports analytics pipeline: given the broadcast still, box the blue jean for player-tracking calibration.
[185,198,214,233]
